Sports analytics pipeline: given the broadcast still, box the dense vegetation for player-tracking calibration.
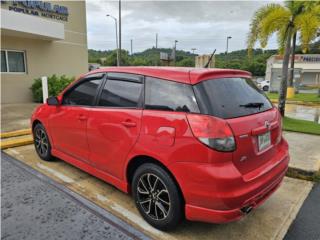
[31,75,74,102]
[88,48,274,76]
[88,40,319,77]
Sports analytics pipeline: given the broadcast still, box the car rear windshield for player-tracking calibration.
[193,78,273,119]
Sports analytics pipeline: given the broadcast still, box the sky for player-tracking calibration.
[86,0,279,54]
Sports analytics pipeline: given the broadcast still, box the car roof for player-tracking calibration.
[89,67,252,84]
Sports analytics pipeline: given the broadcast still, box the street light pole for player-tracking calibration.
[174,40,178,66]
[106,14,119,66]
[119,0,121,66]
[225,36,232,66]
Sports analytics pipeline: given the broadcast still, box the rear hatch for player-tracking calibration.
[193,77,282,177]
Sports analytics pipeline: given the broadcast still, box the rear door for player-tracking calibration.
[87,72,144,179]
[193,77,282,178]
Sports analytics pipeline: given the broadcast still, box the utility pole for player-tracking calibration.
[130,39,133,55]
[106,14,119,66]
[118,0,121,66]
[191,48,197,54]
[225,36,232,66]
[156,33,158,49]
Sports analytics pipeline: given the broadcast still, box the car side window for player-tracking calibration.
[63,79,101,106]
[145,77,200,113]
[98,79,143,108]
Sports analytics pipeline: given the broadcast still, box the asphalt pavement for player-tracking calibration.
[284,183,320,240]
[1,152,149,240]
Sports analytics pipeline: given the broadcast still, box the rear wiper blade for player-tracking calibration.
[239,102,264,108]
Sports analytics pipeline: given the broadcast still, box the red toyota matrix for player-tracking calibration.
[31,67,289,230]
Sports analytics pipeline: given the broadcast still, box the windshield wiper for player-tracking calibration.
[239,102,264,109]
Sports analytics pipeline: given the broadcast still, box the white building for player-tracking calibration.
[265,54,320,92]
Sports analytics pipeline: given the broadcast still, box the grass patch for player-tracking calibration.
[283,117,320,135]
[266,93,320,103]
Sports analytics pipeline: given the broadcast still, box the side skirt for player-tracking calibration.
[52,149,129,193]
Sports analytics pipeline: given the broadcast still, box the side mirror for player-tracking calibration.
[47,96,60,106]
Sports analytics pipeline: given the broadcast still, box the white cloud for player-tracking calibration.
[86,0,280,54]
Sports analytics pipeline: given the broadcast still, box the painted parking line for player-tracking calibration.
[4,145,314,240]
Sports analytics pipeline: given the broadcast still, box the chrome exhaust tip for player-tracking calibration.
[241,205,253,214]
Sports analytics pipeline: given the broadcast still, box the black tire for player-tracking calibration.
[263,86,269,91]
[132,163,183,231]
[33,123,54,161]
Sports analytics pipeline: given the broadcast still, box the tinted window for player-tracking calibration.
[98,80,143,108]
[145,77,199,113]
[193,78,273,119]
[63,79,101,106]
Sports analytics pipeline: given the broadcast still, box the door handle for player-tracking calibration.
[78,115,87,121]
[121,120,137,128]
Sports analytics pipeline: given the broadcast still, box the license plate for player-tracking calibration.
[258,131,271,151]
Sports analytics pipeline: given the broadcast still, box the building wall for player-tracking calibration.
[195,55,215,68]
[1,1,88,103]
[302,72,320,86]
[266,54,320,92]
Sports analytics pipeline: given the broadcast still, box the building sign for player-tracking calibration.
[302,56,320,62]
[275,55,320,63]
[1,1,69,21]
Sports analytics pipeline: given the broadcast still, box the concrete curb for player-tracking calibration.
[0,129,31,139]
[0,135,33,150]
[286,167,320,182]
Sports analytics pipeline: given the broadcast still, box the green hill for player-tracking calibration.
[88,40,320,76]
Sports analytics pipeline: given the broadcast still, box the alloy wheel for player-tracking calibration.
[136,173,171,220]
[35,128,48,157]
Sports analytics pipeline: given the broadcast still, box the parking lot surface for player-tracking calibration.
[284,183,320,240]
[4,144,314,240]
[1,153,149,240]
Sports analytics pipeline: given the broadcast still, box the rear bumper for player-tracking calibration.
[185,163,287,223]
[170,140,289,224]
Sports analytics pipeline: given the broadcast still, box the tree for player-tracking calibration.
[176,57,194,67]
[105,49,130,66]
[247,1,320,116]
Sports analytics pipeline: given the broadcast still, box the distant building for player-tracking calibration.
[1,1,88,103]
[195,55,215,68]
[266,54,320,92]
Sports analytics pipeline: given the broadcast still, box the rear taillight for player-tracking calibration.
[187,114,236,152]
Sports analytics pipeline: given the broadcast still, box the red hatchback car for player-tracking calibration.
[31,67,289,230]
